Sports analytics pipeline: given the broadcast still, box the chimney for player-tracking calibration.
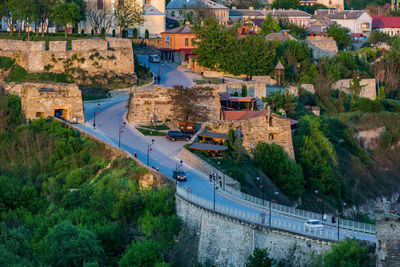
[249,6,254,10]
[284,31,287,35]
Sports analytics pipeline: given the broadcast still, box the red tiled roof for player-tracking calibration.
[350,33,363,37]
[222,109,268,120]
[372,15,400,29]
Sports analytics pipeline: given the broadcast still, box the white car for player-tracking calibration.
[149,54,161,63]
[304,219,324,231]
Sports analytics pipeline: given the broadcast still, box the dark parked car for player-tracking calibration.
[173,170,187,182]
[166,131,191,141]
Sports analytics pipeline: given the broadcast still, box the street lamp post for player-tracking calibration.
[217,161,226,190]
[146,139,154,166]
[338,201,346,241]
[175,160,183,187]
[269,191,279,227]
[93,103,100,128]
[213,177,216,211]
[118,122,126,148]
[257,177,265,206]
[315,189,324,221]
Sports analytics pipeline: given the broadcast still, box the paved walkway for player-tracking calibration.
[79,95,376,243]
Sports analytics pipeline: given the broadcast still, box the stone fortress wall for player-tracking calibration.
[0,37,134,74]
[333,79,377,100]
[128,85,221,124]
[176,195,332,267]
[128,83,295,158]
[206,114,295,159]
[4,82,84,123]
[376,214,400,267]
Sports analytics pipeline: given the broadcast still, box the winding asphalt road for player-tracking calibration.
[76,61,376,243]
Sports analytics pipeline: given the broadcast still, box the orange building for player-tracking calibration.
[160,23,196,64]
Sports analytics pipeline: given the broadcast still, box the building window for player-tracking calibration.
[269,133,277,140]
[171,11,175,17]
[97,0,104,9]
[165,36,170,46]
[185,38,189,46]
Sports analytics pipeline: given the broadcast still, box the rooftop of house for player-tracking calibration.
[229,9,266,17]
[161,24,193,34]
[250,18,264,28]
[222,109,268,120]
[372,15,400,28]
[189,142,228,151]
[265,9,312,18]
[143,5,164,15]
[265,31,297,42]
[312,9,367,20]
[166,0,227,9]
[198,131,228,140]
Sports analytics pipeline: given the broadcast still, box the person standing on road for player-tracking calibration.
[157,76,161,84]
[209,172,212,182]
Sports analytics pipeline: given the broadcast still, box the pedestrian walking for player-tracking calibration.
[134,152,137,158]
[156,167,159,172]
[208,78,212,84]
[157,75,161,84]
[323,213,327,222]
[209,172,212,182]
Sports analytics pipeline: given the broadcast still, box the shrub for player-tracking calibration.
[132,28,138,39]
[380,129,393,148]
[91,29,94,36]
[383,99,400,113]
[358,98,382,113]
[5,64,28,82]
[145,29,149,39]
[112,29,116,37]
[253,142,304,198]
[100,27,106,37]
[323,239,368,267]
[241,85,247,97]
[81,29,84,35]
[0,56,15,70]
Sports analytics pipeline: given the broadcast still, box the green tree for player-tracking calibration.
[294,116,339,195]
[114,0,144,37]
[246,248,276,267]
[323,239,368,267]
[260,14,280,36]
[119,239,162,267]
[366,30,391,46]
[263,89,296,117]
[253,143,304,198]
[0,94,25,132]
[192,17,237,71]
[51,2,81,38]
[242,85,248,97]
[271,0,300,9]
[46,221,104,267]
[326,24,352,50]
[228,128,235,149]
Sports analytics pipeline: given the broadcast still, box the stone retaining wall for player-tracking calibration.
[4,82,84,124]
[0,38,134,75]
[333,79,377,100]
[176,195,332,267]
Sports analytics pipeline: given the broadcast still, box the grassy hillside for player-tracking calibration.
[0,94,181,266]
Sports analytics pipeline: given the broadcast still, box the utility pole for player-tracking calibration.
[93,103,100,128]
[147,139,154,166]
[118,122,126,148]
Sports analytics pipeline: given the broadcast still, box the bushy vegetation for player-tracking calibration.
[0,94,181,266]
[253,143,304,198]
[192,18,315,82]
